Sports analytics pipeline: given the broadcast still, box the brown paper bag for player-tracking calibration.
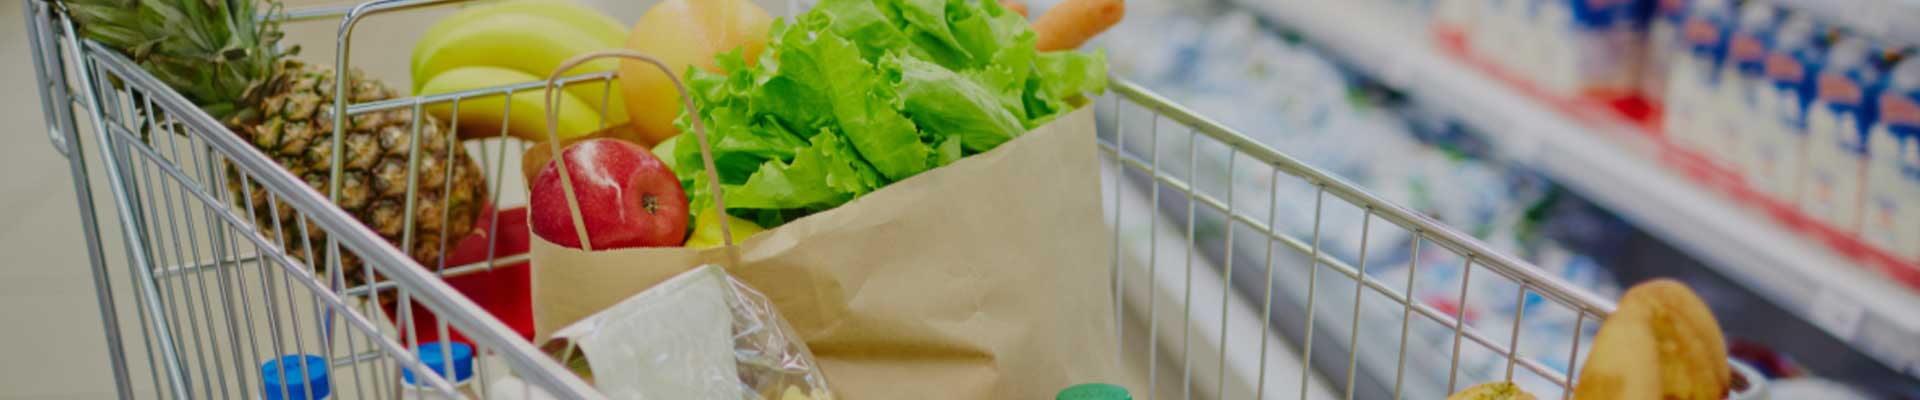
[532,107,1120,399]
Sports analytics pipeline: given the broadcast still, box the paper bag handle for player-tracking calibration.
[540,50,732,252]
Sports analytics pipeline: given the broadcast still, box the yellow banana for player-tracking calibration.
[418,66,606,142]
[412,0,625,77]
[683,210,765,249]
[412,11,628,124]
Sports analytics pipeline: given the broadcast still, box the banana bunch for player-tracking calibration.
[683,211,765,249]
[411,0,628,142]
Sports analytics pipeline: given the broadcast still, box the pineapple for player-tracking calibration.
[62,0,488,285]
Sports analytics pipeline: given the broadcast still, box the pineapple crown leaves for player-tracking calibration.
[61,0,298,122]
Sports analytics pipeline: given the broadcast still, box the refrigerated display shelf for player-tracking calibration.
[1234,0,1920,380]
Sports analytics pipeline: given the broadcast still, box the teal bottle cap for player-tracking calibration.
[1057,383,1130,400]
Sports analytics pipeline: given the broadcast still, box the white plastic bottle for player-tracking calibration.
[1802,37,1881,232]
[1665,0,1733,153]
[1908,130,1920,259]
[1534,0,1571,90]
[1538,0,1646,98]
[1749,15,1823,204]
[402,342,478,399]
[1644,0,1689,100]
[1711,3,1778,169]
[487,375,564,400]
[1475,0,1527,71]
[1862,58,1920,260]
[259,354,330,400]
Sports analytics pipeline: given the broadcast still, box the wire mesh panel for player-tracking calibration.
[78,49,486,400]
[1096,80,1629,400]
[29,0,602,396]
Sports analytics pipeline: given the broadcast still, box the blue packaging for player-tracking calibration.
[1802,38,1894,231]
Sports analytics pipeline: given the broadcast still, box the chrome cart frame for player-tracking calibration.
[24,0,1759,398]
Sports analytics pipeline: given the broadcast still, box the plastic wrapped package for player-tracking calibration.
[550,265,832,400]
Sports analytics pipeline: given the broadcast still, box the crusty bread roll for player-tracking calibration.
[1572,298,1664,399]
[1574,279,1730,400]
[1448,382,1538,400]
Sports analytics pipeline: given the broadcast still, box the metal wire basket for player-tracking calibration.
[25,0,1765,398]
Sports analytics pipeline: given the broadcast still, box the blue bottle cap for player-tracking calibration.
[403,341,475,385]
[260,354,330,400]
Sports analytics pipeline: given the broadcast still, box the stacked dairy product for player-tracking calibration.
[1862,59,1920,260]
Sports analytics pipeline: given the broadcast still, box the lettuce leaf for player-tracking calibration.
[766,16,933,181]
[810,0,919,61]
[672,0,1107,226]
[1037,49,1110,100]
[723,129,880,210]
[886,52,1025,152]
[894,0,973,67]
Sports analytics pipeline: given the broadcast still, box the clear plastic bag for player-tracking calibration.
[550,265,832,400]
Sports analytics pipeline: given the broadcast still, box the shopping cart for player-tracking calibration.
[25,0,1765,398]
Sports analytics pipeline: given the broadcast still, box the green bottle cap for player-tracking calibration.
[1056,383,1130,400]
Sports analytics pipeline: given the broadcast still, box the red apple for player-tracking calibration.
[530,139,689,249]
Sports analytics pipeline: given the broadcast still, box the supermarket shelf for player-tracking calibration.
[1771,0,1920,44]
[1236,0,1920,378]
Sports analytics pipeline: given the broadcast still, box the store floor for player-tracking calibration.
[0,1,128,397]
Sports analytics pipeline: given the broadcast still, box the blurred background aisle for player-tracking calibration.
[1092,0,1919,397]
